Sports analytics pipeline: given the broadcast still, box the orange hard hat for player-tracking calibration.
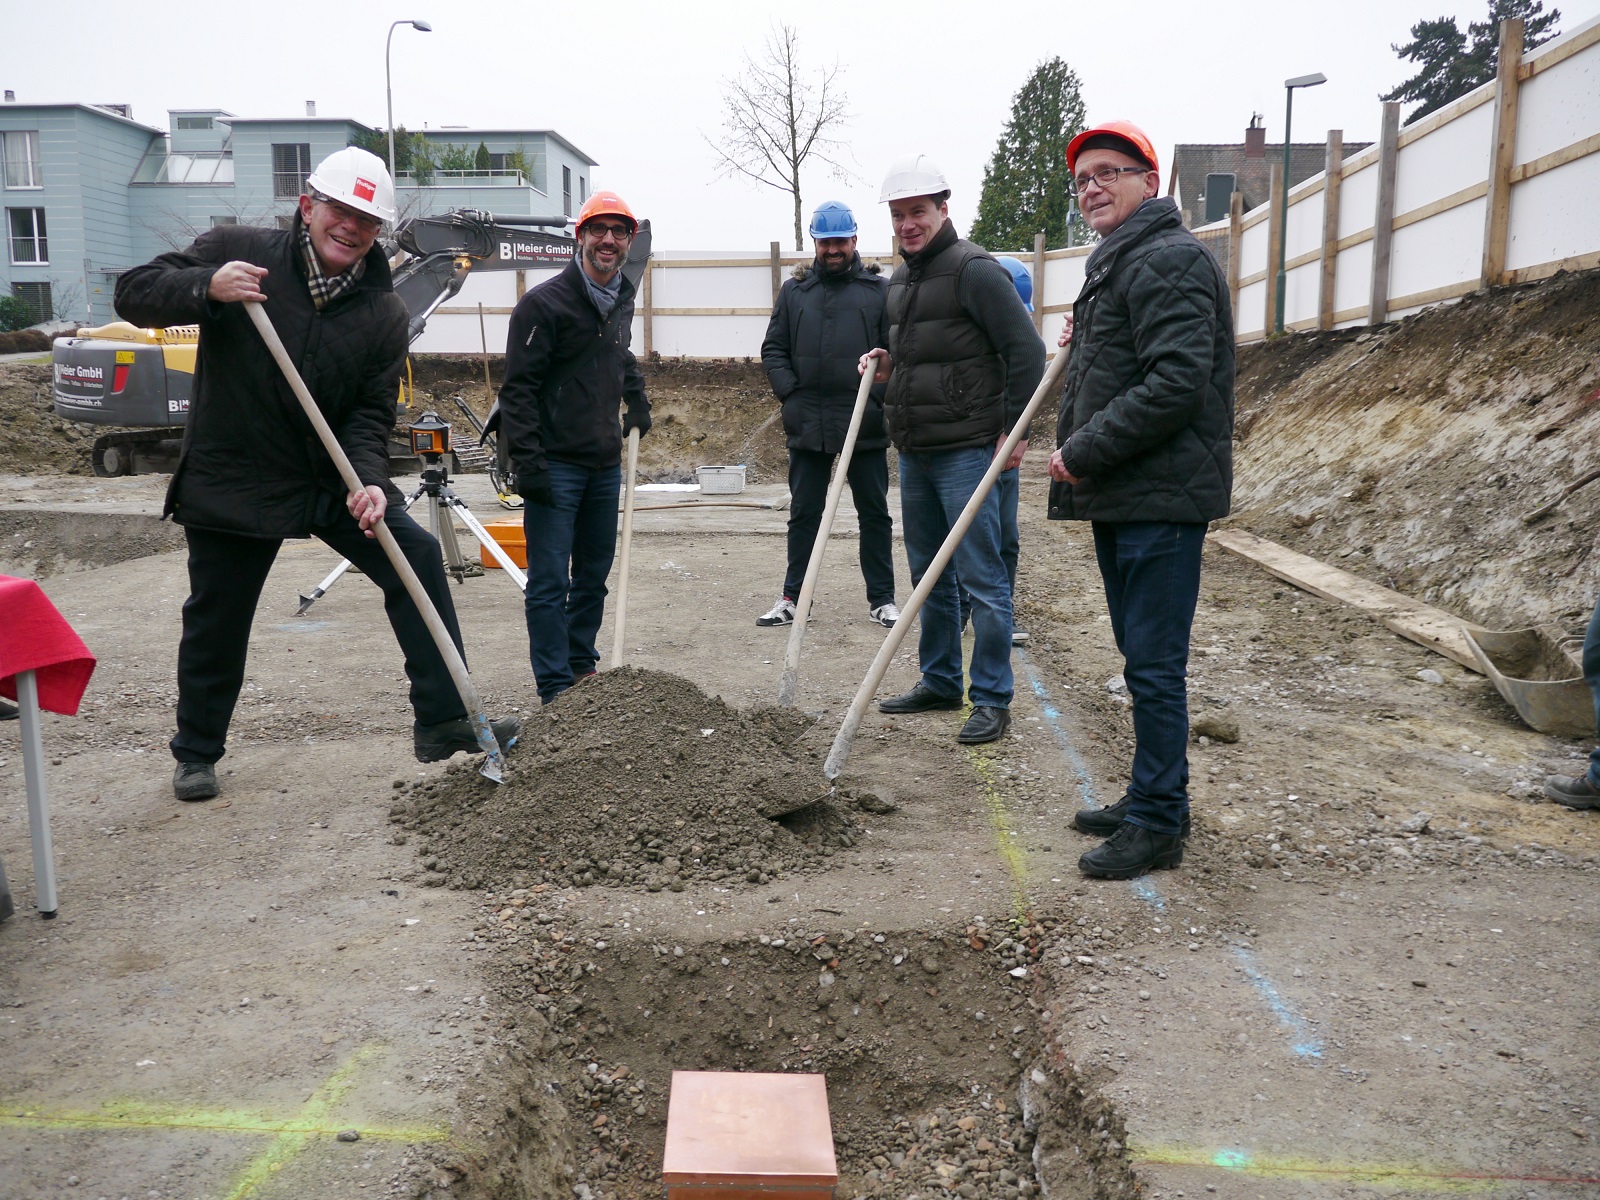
[576,190,637,234]
[1066,121,1159,175]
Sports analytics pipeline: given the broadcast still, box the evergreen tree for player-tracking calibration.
[971,57,1092,252]
[1384,1,1559,124]
[475,141,493,172]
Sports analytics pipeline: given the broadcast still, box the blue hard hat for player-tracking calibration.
[808,200,858,240]
[997,256,1033,312]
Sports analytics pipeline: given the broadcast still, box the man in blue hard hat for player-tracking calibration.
[758,200,899,630]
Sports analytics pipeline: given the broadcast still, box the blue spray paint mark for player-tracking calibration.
[1234,948,1324,1058]
[1016,648,1099,809]
[1129,877,1166,911]
[1213,1148,1252,1170]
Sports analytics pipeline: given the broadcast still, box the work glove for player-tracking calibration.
[518,466,554,508]
[622,407,652,439]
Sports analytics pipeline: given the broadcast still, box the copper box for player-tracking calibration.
[662,1070,837,1200]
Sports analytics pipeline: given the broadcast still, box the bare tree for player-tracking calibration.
[707,23,854,250]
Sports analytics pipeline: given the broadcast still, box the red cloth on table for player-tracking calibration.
[0,575,96,716]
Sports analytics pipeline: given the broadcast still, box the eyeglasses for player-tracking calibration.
[584,221,634,241]
[1070,165,1150,195]
[310,191,384,232]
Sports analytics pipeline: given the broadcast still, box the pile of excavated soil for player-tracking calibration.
[0,362,106,475]
[392,667,856,892]
[408,356,789,485]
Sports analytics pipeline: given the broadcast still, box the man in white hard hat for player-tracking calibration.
[116,146,517,803]
[861,155,1045,746]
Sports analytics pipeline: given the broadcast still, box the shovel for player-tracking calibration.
[824,348,1071,780]
[778,367,875,706]
[244,302,508,783]
[610,426,641,668]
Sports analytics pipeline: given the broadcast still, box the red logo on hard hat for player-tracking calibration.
[353,177,376,202]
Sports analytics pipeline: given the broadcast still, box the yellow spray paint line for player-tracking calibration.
[1,1044,453,1200]
[1132,1143,1600,1188]
[968,747,1030,919]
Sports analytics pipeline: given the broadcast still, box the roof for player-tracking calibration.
[227,117,377,133]
[0,102,164,136]
[1167,140,1372,226]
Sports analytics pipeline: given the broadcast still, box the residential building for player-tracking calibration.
[0,96,594,326]
[1167,115,1371,230]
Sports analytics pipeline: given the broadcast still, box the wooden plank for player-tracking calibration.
[642,264,654,358]
[1042,245,1092,261]
[1238,268,1268,289]
[1509,130,1600,183]
[1506,247,1600,286]
[437,306,514,315]
[1368,102,1402,324]
[1038,302,1074,315]
[1263,161,1284,335]
[1319,130,1343,330]
[1385,279,1479,312]
[1031,231,1046,334]
[1335,227,1375,252]
[515,269,527,300]
[651,307,773,317]
[1393,180,1489,231]
[1228,190,1243,322]
[770,242,782,303]
[1519,16,1600,79]
[1208,528,1480,670]
[1482,18,1524,287]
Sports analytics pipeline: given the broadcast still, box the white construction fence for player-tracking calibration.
[412,14,1600,359]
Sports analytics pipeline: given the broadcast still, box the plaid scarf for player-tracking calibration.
[297,220,366,310]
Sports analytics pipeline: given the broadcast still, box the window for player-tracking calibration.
[579,175,587,203]
[210,215,238,227]
[563,165,572,216]
[175,115,214,130]
[272,142,311,198]
[2,130,41,189]
[8,207,47,263]
[11,281,51,323]
[275,214,296,230]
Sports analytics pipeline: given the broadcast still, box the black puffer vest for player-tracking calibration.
[884,222,1005,453]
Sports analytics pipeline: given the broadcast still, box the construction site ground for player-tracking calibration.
[2,267,1599,1200]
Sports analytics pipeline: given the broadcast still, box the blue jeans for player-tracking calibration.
[523,460,620,703]
[899,448,1013,709]
[1585,595,1600,786]
[960,467,1019,625]
[1092,521,1207,837]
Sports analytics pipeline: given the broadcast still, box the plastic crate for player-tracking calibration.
[696,465,747,495]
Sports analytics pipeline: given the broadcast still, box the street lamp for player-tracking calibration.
[386,18,433,188]
[1274,71,1326,334]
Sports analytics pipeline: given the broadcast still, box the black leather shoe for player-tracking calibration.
[1078,822,1184,880]
[414,715,521,763]
[879,683,963,714]
[173,762,219,802]
[1545,774,1600,810]
[1074,794,1191,838]
[957,706,1010,744]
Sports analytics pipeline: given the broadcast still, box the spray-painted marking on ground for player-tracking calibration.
[1233,948,1325,1058]
[1015,648,1100,809]
[1135,1144,1600,1186]
[966,744,1030,919]
[0,1044,451,1200]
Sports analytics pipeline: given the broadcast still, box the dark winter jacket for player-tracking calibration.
[761,254,890,454]
[498,258,648,485]
[884,221,1044,454]
[1048,197,1234,524]
[114,219,408,538]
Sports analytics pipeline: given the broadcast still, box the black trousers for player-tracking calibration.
[782,446,895,607]
[170,509,467,765]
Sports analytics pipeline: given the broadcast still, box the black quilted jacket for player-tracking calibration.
[760,255,889,454]
[1047,197,1234,524]
[115,219,407,538]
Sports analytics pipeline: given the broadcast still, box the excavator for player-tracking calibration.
[49,210,652,493]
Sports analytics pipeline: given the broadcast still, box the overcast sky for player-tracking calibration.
[7,0,1594,251]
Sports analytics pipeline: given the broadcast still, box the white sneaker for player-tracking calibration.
[869,602,901,628]
[756,598,796,627]
[1012,628,1030,645]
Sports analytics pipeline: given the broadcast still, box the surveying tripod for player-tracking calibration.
[296,411,526,616]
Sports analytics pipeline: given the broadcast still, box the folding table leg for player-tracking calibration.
[17,670,57,918]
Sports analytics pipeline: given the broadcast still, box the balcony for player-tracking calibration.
[394,169,538,190]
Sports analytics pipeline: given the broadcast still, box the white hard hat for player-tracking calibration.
[305,147,397,224]
[879,154,949,204]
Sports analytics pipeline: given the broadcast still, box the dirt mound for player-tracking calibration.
[0,362,106,475]
[392,667,856,892]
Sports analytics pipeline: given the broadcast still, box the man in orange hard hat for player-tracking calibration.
[498,191,651,704]
[1045,121,1234,880]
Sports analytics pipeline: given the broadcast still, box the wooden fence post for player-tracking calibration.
[1264,162,1284,335]
[1031,231,1046,334]
[1318,129,1344,330]
[1368,101,1402,325]
[515,269,527,301]
[770,241,782,303]
[642,261,654,358]
[1228,191,1243,325]
[1482,17,1525,288]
